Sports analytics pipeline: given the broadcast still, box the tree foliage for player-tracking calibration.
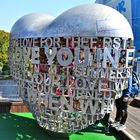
[0,30,9,68]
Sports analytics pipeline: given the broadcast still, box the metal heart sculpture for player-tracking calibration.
[9,4,134,133]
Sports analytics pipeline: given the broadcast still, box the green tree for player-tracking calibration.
[0,30,10,72]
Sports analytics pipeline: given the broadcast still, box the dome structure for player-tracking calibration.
[10,13,54,38]
[42,4,133,39]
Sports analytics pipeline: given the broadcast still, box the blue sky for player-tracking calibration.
[0,0,96,32]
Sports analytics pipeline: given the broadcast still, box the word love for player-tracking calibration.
[10,37,134,68]
[11,37,131,49]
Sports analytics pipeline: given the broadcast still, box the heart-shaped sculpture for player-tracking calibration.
[9,4,134,133]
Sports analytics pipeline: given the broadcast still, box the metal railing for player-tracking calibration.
[0,77,22,101]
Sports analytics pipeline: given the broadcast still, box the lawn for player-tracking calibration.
[0,113,122,140]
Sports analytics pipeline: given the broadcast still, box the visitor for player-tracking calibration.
[112,71,139,131]
[92,113,111,134]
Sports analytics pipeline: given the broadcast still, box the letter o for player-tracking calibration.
[57,48,73,66]
[75,77,86,89]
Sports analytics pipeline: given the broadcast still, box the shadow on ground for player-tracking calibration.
[0,113,122,140]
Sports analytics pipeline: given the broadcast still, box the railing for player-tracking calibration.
[0,74,12,79]
[136,60,140,78]
[0,77,21,101]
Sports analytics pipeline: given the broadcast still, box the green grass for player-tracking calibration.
[0,113,122,140]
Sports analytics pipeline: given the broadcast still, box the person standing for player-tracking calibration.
[112,71,139,130]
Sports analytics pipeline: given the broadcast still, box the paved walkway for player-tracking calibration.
[111,99,140,140]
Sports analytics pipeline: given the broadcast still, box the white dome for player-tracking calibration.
[42,4,133,39]
[10,13,54,38]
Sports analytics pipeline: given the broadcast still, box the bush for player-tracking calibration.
[2,64,10,75]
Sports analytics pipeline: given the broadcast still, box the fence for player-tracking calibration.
[0,76,21,101]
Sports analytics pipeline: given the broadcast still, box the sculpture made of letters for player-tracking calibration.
[9,4,134,133]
